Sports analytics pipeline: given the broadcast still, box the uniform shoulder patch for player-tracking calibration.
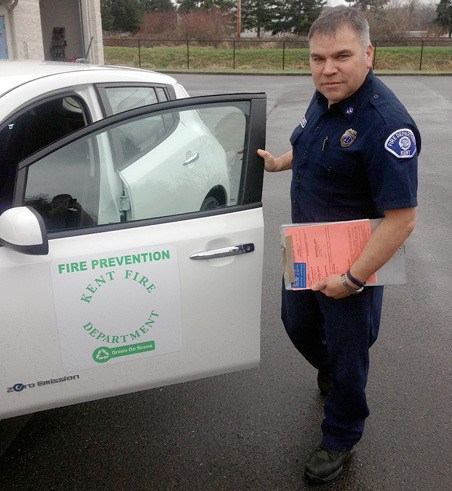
[384,128,417,159]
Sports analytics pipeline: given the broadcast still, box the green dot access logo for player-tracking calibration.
[92,341,156,363]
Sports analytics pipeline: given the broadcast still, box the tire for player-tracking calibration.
[201,195,221,211]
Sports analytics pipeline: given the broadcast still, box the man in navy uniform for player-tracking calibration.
[258,6,420,484]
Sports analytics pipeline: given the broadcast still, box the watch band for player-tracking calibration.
[346,270,366,289]
[341,274,364,294]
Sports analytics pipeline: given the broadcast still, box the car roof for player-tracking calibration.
[0,60,179,98]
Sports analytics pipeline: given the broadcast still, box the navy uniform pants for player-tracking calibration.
[281,285,384,451]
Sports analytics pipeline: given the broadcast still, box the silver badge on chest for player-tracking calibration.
[340,128,357,148]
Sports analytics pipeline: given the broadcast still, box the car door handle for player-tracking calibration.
[190,243,255,260]
[183,152,199,165]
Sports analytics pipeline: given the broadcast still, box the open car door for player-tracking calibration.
[0,94,266,419]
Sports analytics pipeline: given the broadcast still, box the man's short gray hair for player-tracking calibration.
[308,7,371,50]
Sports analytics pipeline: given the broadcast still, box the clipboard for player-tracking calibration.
[281,218,406,290]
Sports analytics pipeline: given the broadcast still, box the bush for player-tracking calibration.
[134,9,235,41]
[136,12,178,38]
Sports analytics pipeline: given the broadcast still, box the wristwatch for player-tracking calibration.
[340,274,364,294]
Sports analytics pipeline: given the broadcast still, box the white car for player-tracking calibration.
[0,61,266,419]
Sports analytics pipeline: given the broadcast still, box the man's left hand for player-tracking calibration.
[311,274,351,299]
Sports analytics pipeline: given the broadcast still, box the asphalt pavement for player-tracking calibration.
[0,75,450,490]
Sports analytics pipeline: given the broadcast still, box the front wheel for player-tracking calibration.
[200,195,221,211]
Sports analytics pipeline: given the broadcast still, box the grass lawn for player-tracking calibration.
[104,44,452,73]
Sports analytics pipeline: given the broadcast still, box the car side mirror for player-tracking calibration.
[0,207,49,255]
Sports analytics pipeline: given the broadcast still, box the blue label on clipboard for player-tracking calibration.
[292,263,307,289]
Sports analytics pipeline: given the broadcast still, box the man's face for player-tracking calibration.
[309,26,374,106]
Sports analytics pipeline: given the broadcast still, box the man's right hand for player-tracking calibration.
[257,149,293,172]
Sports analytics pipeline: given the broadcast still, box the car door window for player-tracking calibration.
[104,87,161,114]
[155,87,169,102]
[24,135,99,231]
[18,96,265,232]
[114,111,178,168]
[0,95,89,214]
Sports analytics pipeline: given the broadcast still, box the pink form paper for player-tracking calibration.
[284,219,377,289]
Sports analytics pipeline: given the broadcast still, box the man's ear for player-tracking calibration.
[366,44,374,69]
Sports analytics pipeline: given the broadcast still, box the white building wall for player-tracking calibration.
[0,0,103,64]
[0,0,44,60]
[81,0,104,64]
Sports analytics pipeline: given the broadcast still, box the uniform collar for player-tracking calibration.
[315,71,375,120]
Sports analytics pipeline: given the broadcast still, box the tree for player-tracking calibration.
[177,0,201,11]
[241,0,274,37]
[101,0,144,32]
[140,0,175,11]
[177,0,235,11]
[203,0,236,9]
[436,0,452,37]
[178,9,235,39]
[271,0,326,36]
[101,0,115,31]
[365,2,418,40]
[344,0,389,9]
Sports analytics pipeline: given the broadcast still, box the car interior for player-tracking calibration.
[0,96,88,216]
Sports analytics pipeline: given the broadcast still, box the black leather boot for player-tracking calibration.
[304,445,351,483]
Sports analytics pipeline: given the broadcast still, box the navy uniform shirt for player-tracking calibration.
[290,71,420,223]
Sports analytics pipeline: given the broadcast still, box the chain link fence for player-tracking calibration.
[103,37,452,72]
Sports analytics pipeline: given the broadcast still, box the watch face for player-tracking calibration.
[341,274,361,293]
